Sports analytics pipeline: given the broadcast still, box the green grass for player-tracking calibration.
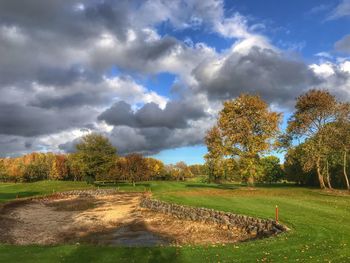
[0,181,94,202]
[0,181,349,263]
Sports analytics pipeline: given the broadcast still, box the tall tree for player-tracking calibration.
[336,103,350,190]
[124,153,148,186]
[208,94,281,185]
[322,104,350,190]
[204,126,225,182]
[75,133,117,183]
[287,89,338,189]
[49,155,69,180]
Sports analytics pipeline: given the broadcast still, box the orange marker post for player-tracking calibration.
[275,205,279,224]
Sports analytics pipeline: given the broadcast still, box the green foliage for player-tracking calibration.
[0,159,9,182]
[259,156,284,183]
[188,164,206,177]
[75,133,117,182]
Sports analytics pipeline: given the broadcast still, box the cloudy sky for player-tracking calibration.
[0,0,349,163]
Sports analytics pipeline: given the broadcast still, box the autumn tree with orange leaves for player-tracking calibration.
[287,89,340,189]
[206,94,281,185]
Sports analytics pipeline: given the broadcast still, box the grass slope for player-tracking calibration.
[0,181,349,263]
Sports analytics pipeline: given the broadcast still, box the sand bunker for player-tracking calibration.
[0,192,252,246]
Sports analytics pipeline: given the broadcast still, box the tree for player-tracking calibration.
[0,159,8,182]
[287,89,339,189]
[207,94,281,185]
[174,162,193,180]
[75,133,117,183]
[204,126,225,182]
[49,155,69,180]
[335,103,350,190]
[322,107,350,190]
[67,153,84,181]
[146,158,165,180]
[284,144,317,185]
[188,164,206,177]
[259,156,283,183]
[124,153,148,186]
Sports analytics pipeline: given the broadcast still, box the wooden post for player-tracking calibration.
[275,205,279,224]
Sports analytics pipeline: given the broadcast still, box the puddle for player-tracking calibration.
[89,222,170,246]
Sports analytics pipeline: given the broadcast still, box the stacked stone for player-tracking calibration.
[58,189,120,197]
[140,198,288,237]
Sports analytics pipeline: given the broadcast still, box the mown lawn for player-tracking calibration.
[0,181,349,263]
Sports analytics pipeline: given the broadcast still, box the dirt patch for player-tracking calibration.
[0,193,252,246]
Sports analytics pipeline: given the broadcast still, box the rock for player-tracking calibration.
[139,197,288,238]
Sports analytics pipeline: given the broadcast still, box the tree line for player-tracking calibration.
[0,134,205,183]
[1,89,348,189]
[205,89,350,189]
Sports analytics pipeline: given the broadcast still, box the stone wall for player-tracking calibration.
[57,189,121,197]
[140,198,288,237]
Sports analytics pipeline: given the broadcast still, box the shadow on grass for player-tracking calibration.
[94,182,151,188]
[62,245,179,263]
[0,191,41,202]
[250,183,300,189]
[185,183,239,190]
[185,182,311,191]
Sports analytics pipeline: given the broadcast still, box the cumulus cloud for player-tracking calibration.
[0,0,349,157]
[0,103,96,137]
[0,135,39,157]
[28,76,167,109]
[309,61,350,101]
[60,121,211,155]
[192,47,319,107]
[98,100,207,129]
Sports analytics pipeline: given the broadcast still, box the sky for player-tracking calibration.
[0,0,349,164]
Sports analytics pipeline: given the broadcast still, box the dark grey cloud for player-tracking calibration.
[98,100,206,129]
[88,35,180,73]
[60,125,205,155]
[108,126,204,155]
[0,103,95,137]
[0,0,181,87]
[0,135,38,157]
[335,34,350,54]
[84,0,131,41]
[1,0,349,158]
[30,92,107,109]
[193,47,320,106]
[36,66,101,87]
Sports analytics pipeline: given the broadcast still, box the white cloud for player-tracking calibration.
[310,60,350,101]
[327,0,350,20]
[309,62,335,78]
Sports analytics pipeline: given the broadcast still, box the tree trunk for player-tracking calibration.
[325,160,332,189]
[343,151,350,190]
[247,160,255,187]
[316,156,326,189]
